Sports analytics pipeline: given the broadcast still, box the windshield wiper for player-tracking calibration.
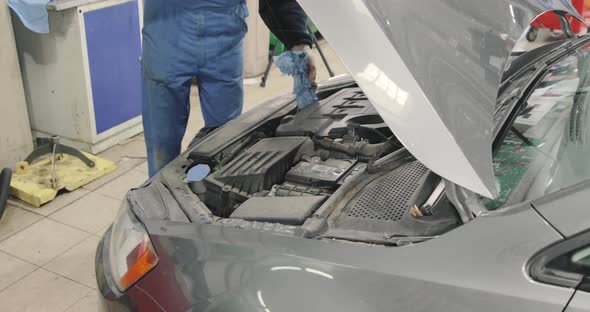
[500,37,583,91]
[494,36,590,154]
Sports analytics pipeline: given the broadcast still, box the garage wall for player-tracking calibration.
[0,0,34,169]
[243,0,270,78]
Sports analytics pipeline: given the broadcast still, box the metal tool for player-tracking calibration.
[25,136,95,168]
[11,136,116,207]
[23,136,96,190]
[307,24,335,78]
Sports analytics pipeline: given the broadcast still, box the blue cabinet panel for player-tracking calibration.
[84,1,142,134]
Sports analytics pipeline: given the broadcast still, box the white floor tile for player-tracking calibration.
[49,192,120,234]
[94,170,147,201]
[44,236,101,289]
[0,268,91,312]
[0,218,89,266]
[0,251,37,291]
[0,205,43,242]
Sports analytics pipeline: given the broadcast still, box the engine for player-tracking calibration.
[187,87,460,244]
[189,88,388,218]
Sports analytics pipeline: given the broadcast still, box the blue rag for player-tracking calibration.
[274,51,318,110]
[8,0,52,34]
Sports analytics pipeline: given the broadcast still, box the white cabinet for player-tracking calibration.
[13,0,143,153]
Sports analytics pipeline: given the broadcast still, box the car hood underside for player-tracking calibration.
[297,0,584,198]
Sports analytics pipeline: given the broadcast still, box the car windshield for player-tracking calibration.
[483,43,590,210]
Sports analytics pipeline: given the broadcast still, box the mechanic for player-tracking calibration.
[142,0,315,176]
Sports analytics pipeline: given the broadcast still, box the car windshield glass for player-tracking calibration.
[483,43,590,210]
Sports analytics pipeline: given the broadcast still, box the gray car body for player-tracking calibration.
[96,81,590,310]
[568,291,590,312]
[96,171,590,311]
[96,0,590,311]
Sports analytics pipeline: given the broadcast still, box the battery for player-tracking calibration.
[285,157,356,187]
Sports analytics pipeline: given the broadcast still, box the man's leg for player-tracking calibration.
[196,5,247,128]
[196,49,244,127]
[142,79,191,177]
[142,0,204,176]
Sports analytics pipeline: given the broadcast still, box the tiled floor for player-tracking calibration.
[0,40,347,311]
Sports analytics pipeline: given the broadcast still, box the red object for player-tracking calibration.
[530,0,587,33]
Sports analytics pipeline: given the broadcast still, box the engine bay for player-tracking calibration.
[187,86,460,245]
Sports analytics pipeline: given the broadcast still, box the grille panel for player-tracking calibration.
[347,161,428,221]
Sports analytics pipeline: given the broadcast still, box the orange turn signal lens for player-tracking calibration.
[118,239,159,290]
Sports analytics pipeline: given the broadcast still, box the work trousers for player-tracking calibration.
[142,0,248,176]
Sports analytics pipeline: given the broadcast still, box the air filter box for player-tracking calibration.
[202,137,310,215]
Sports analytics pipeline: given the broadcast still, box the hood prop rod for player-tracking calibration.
[510,126,535,147]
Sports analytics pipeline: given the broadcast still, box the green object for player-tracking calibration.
[269,33,285,55]
[308,18,318,33]
[483,134,542,210]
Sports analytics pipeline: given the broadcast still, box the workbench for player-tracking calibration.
[12,0,143,153]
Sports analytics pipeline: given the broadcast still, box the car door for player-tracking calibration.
[566,290,590,312]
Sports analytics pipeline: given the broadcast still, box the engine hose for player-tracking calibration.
[347,124,389,142]
[312,136,395,158]
[366,147,414,174]
[0,168,12,221]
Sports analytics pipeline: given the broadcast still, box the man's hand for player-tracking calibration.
[291,44,317,82]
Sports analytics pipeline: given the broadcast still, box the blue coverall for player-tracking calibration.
[142,0,312,176]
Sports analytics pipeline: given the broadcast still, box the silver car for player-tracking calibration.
[96,1,590,311]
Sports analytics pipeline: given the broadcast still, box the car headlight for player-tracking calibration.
[109,200,158,291]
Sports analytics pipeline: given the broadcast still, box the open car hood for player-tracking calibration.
[298,0,583,198]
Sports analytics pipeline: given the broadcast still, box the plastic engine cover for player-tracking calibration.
[210,137,310,194]
[275,87,388,137]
